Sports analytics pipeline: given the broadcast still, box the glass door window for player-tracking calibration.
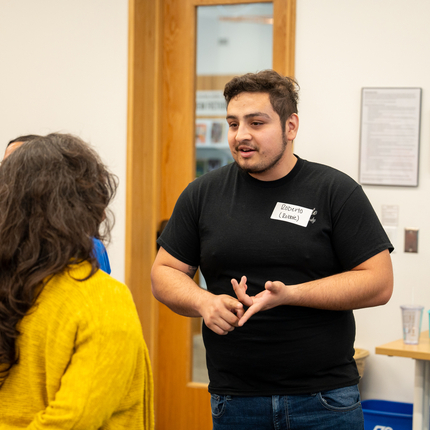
[195,3,273,178]
[192,3,274,384]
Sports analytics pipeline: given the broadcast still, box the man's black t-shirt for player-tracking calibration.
[157,156,393,395]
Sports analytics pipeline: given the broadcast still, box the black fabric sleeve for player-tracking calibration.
[331,185,394,271]
[156,184,201,267]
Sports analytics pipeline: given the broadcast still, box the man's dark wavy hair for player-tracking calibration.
[223,69,299,133]
[0,133,118,384]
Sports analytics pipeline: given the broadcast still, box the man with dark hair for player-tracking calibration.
[3,134,111,274]
[152,69,393,429]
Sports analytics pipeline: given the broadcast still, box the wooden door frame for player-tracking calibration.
[126,0,296,427]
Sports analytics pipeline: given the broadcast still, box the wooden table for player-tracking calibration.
[376,330,430,430]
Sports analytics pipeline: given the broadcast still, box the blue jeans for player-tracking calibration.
[211,385,364,430]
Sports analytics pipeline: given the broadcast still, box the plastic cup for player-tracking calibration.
[401,305,424,344]
[428,310,430,337]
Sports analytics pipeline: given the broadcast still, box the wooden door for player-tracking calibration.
[126,0,296,428]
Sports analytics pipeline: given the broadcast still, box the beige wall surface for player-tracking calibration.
[295,0,430,404]
[0,0,128,282]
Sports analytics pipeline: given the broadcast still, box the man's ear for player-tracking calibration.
[285,113,299,142]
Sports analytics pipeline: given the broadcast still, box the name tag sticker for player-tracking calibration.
[270,202,313,227]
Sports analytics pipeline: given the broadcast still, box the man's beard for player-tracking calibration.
[237,135,288,175]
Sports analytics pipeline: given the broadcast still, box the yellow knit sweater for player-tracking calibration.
[0,261,154,430]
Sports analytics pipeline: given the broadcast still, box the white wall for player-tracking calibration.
[295,0,430,403]
[0,0,128,282]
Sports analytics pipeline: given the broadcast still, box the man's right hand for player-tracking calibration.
[198,293,244,335]
[152,247,244,335]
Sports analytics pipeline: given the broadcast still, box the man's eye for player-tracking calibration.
[228,123,238,128]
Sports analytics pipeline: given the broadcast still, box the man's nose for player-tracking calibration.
[235,124,251,142]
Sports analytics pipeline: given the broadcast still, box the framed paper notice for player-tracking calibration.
[359,87,422,187]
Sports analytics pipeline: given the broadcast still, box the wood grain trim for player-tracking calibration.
[273,0,296,76]
[126,0,161,361]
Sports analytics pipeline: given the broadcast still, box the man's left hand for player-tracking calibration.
[231,277,287,326]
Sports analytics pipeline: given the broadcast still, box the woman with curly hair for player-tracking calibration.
[0,134,154,429]
[3,134,112,275]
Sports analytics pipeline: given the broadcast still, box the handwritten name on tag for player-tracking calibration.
[270,202,313,228]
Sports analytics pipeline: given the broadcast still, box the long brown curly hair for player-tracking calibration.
[0,133,118,383]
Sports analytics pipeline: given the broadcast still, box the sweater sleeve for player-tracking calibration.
[27,278,147,429]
